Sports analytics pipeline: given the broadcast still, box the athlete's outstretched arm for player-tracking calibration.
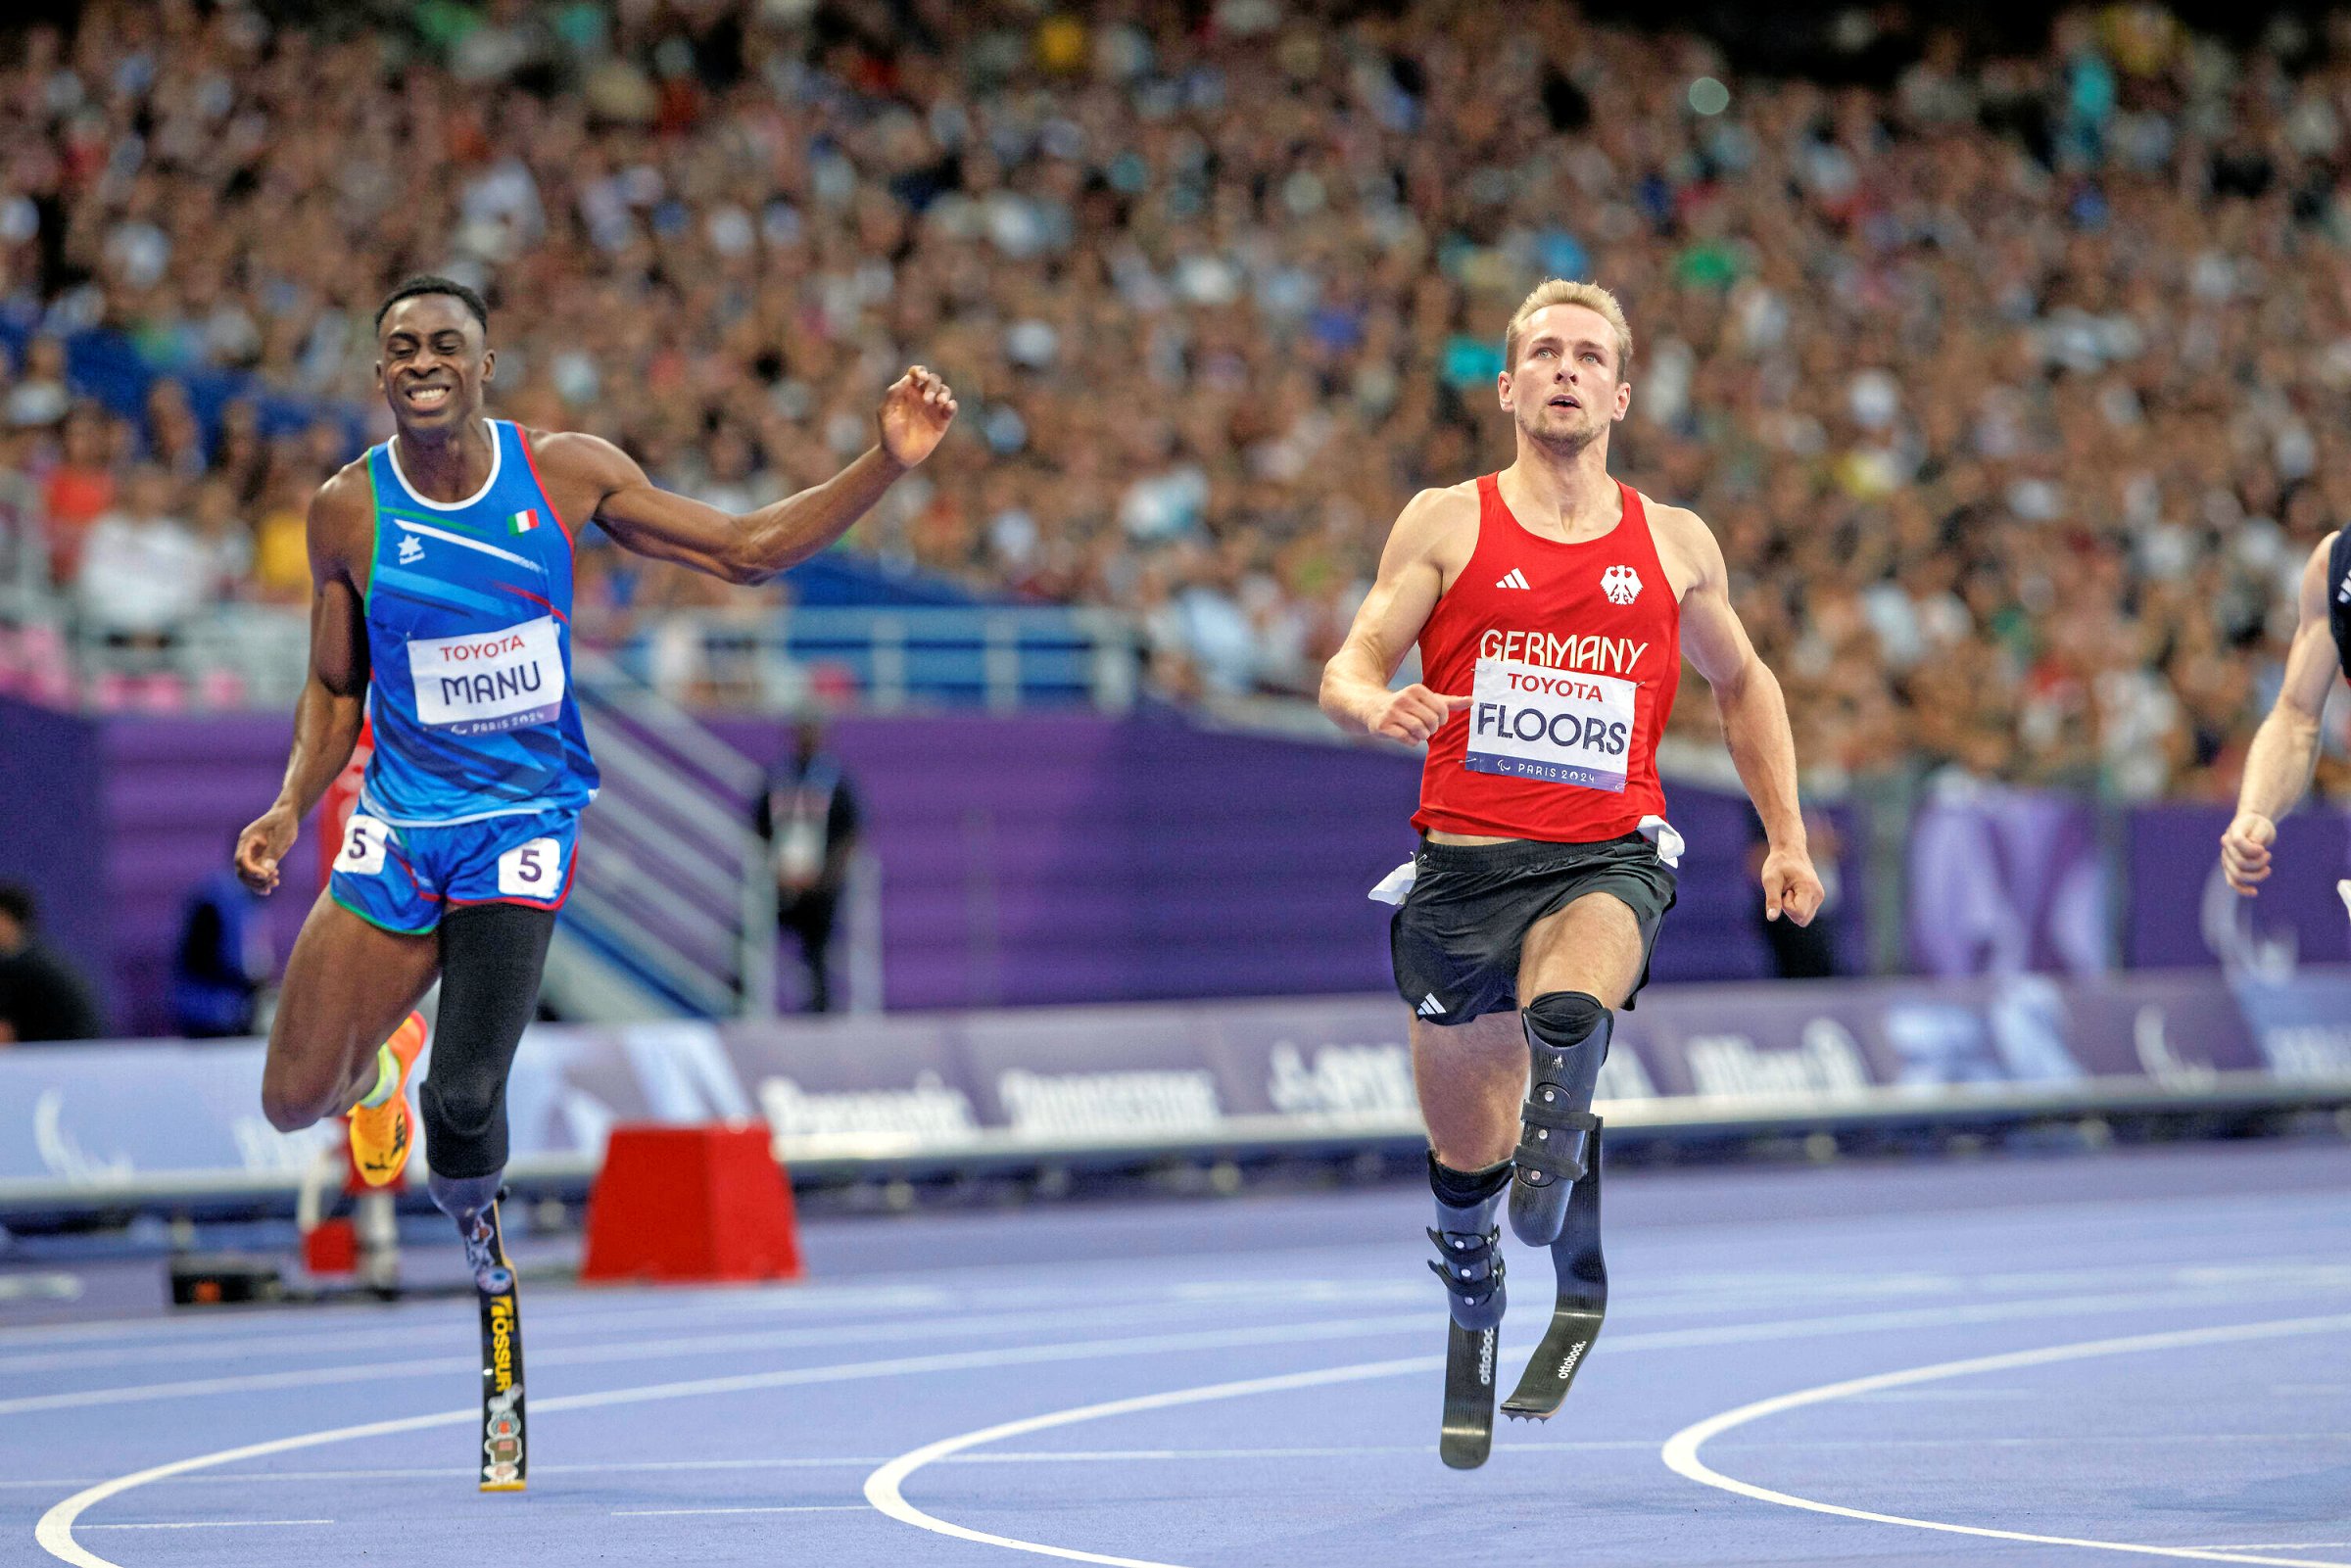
[557,368,956,585]
[2223,537,2339,895]
[1320,487,1474,744]
[236,473,373,894]
[1670,507,1822,926]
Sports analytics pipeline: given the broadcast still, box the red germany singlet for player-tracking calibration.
[1413,473,1681,843]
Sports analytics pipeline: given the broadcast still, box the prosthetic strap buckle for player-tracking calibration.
[1513,1102,1599,1185]
[1424,1225,1504,1306]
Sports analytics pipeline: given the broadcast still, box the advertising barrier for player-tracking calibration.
[6,967,2351,1213]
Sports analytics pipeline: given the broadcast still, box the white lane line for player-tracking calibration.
[32,1311,1432,1568]
[38,1287,2351,1567]
[0,1293,1363,1417]
[1660,1311,2351,1568]
[17,1271,2346,1418]
[79,1520,332,1531]
[865,1357,1441,1568]
[613,1505,869,1517]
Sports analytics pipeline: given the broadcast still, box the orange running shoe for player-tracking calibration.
[349,1012,427,1187]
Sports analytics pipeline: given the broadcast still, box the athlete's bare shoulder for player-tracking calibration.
[1632,490,1722,600]
[1382,481,1480,574]
[307,456,375,571]
[516,426,644,522]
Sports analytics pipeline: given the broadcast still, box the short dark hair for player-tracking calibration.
[0,881,34,929]
[375,275,489,334]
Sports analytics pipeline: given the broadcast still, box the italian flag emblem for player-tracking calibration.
[508,508,539,535]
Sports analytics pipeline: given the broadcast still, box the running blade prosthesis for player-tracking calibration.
[1439,1320,1500,1469]
[468,1202,528,1492]
[1502,1120,1607,1423]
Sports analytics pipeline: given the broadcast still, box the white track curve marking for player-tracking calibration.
[863,1355,1441,1568]
[34,1312,1427,1568]
[1661,1310,2351,1568]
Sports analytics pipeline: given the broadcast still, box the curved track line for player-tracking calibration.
[863,1356,1441,1567]
[32,1312,1428,1568]
[1660,1310,2351,1568]
[18,1274,2331,1418]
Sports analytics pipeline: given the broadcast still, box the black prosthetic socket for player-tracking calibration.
[1509,990,1608,1246]
[1427,1153,1511,1331]
[420,903,556,1182]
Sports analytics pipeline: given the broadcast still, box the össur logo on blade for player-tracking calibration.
[1463,655,1636,791]
[408,616,565,736]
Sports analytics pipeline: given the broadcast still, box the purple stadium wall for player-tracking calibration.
[5,706,1867,1035]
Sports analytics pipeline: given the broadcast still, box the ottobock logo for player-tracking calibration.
[1477,1328,1495,1386]
[1557,1341,1588,1380]
[1496,567,1531,591]
[1601,564,1641,605]
[398,534,425,565]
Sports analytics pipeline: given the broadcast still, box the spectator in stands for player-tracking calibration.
[755,719,862,1014]
[169,846,274,1038]
[247,465,314,604]
[41,404,116,583]
[4,335,67,431]
[0,880,100,1044]
[74,462,209,645]
[3,0,2350,809]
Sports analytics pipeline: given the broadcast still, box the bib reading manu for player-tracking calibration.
[408,616,566,736]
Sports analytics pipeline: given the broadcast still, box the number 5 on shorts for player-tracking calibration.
[498,837,561,898]
[336,816,391,876]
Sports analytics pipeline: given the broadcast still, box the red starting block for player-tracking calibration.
[581,1123,803,1285]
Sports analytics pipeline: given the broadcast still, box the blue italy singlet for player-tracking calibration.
[359,420,599,827]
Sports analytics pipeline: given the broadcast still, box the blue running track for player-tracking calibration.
[7,1140,2351,1567]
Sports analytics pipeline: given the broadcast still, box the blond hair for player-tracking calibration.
[1502,279,1633,376]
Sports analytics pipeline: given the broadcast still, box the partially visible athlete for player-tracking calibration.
[2221,530,2351,896]
[1319,278,1821,1461]
[236,274,955,1277]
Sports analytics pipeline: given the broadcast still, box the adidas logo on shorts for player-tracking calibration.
[1417,993,1448,1017]
[1495,568,1531,591]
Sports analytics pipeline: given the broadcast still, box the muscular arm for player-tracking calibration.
[2222,537,2339,894]
[544,367,956,586]
[236,473,372,893]
[1669,505,1821,924]
[1319,487,1473,743]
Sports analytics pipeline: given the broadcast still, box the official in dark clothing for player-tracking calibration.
[755,721,861,1013]
[0,881,101,1043]
[171,863,276,1037]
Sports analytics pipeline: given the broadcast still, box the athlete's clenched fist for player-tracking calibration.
[1368,684,1471,746]
[2220,811,2277,895]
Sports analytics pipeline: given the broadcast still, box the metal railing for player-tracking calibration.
[560,646,777,1020]
[613,604,1141,713]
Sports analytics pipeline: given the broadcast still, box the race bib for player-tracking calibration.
[498,837,562,898]
[1464,656,1637,791]
[335,814,392,876]
[408,617,565,736]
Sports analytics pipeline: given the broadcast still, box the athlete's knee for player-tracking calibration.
[261,1082,324,1134]
[259,1054,342,1132]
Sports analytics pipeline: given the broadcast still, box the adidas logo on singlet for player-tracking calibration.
[1417,993,1448,1017]
[1495,568,1531,591]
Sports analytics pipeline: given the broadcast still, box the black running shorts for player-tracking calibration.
[1390,833,1678,1024]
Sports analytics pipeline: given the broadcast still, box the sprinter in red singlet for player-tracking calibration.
[1320,279,1822,1457]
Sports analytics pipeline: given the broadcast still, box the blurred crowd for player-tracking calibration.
[3,0,2350,798]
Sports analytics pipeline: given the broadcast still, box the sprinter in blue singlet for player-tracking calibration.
[234,276,955,1363]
